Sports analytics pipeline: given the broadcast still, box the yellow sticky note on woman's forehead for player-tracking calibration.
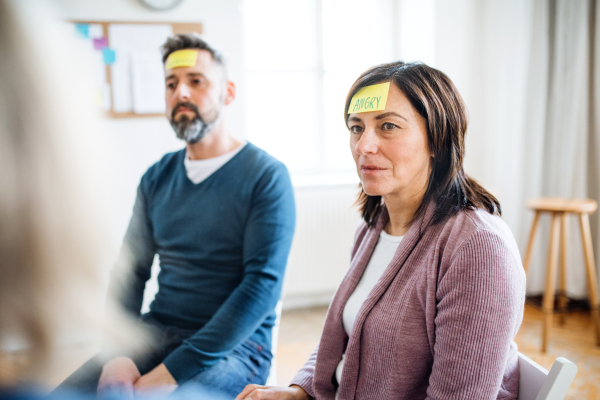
[165,49,199,70]
[348,82,390,114]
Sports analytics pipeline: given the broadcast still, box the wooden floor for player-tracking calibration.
[513,305,600,400]
[276,304,600,399]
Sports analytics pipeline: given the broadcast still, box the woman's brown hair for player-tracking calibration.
[345,61,501,227]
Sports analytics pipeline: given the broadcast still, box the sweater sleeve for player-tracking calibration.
[107,183,156,317]
[162,162,296,383]
[426,230,525,400]
[290,346,318,398]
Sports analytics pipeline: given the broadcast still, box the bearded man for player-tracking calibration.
[56,34,296,399]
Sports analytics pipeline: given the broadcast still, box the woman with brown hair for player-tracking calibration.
[237,61,526,400]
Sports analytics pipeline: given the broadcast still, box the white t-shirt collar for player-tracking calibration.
[183,142,247,184]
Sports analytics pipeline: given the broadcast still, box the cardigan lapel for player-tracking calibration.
[312,211,389,399]
[337,203,437,400]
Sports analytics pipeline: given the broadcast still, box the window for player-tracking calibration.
[243,0,434,179]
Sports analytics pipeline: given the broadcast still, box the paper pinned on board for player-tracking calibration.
[70,23,110,111]
[348,82,390,114]
[102,83,111,111]
[89,24,104,39]
[108,24,173,113]
[131,51,167,114]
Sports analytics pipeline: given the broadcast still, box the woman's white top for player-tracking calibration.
[184,142,247,184]
[335,230,404,387]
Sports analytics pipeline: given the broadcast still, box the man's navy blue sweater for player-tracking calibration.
[109,143,296,383]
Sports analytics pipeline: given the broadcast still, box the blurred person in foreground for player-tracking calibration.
[237,62,526,400]
[57,33,296,398]
[0,2,241,399]
[0,1,144,398]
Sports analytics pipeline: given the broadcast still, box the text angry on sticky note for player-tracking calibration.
[348,82,390,114]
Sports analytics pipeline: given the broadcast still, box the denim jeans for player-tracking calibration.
[181,339,272,397]
[54,314,272,399]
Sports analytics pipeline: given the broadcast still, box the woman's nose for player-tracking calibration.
[355,129,378,155]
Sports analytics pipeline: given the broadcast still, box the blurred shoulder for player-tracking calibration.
[4,387,94,400]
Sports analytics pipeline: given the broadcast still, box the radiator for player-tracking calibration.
[283,184,363,309]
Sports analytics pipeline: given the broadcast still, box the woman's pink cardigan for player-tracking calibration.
[291,205,526,399]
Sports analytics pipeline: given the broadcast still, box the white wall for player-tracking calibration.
[434,0,486,185]
[49,0,567,306]
[283,185,362,309]
[434,0,534,248]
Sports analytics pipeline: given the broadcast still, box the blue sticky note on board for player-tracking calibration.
[102,48,116,65]
[75,23,90,38]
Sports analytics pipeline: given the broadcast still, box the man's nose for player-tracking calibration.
[355,128,378,155]
[176,83,191,100]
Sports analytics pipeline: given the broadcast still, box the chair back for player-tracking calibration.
[518,352,577,400]
[265,300,283,385]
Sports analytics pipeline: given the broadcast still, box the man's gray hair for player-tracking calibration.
[161,33,226,69]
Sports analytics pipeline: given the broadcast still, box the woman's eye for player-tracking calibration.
[381,122,397,130]
[349,125,363,134]
[166,83,176,89]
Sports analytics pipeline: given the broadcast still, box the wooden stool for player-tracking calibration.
[523,198,600,352]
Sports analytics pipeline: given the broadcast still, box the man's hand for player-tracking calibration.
[134,363,178,395]
[235,384,311,400]
[97,357,141,399]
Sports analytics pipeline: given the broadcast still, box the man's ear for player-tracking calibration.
[223,81,235,105]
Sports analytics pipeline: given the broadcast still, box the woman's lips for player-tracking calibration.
[361,165,386,174]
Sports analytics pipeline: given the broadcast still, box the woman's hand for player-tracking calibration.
[235,384,311,400]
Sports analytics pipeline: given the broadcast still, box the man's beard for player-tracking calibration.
[169,101,217,144]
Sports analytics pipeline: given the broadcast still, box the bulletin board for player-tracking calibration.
[71,21,203,119]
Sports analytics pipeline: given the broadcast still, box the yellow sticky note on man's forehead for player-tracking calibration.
[165,49,199,70]
[348,82,390,114]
